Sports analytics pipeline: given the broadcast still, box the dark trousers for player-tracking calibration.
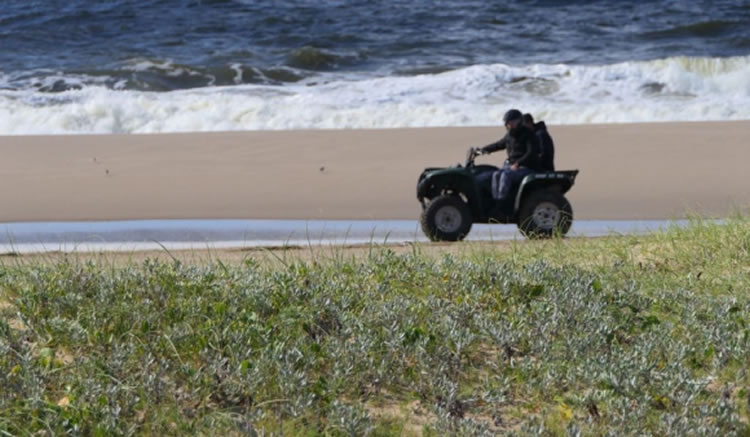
[492,164,532,201]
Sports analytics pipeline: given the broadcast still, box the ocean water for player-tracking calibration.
[2,0,749,134]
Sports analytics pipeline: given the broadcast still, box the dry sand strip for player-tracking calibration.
[1,121,749,222]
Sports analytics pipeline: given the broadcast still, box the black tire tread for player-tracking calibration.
[420,195,473,242]
[517,191,573,239]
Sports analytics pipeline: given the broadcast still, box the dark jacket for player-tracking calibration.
[534,121,555,172]
[481,125,541,170]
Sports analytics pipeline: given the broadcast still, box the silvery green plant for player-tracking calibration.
[0,217,749,435]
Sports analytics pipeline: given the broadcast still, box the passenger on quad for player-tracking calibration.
[478,109,542,215]
[523,113,555,172]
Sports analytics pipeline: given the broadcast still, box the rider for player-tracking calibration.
[523,113,555,171]
[478,109,541,214]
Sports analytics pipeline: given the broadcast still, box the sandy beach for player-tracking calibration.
[1,121,748,223]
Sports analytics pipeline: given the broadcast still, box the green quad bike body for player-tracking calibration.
[417,148,579,241]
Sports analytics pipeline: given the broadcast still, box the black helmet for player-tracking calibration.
[503,109,523,124]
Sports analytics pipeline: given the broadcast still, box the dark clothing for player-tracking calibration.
[481,125,542,170]
[534,121,555,172]
[493,163,533,200]
[476,170,494,196]
[480,125,541,203]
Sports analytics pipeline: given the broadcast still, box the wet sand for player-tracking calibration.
[0,218,690,254]
[1,121,749,222]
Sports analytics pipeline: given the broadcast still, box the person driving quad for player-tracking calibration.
[478,109,542,215]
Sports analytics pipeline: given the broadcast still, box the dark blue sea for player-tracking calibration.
[2,0,749,134]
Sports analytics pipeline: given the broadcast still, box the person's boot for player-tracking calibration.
[489,198,513,222]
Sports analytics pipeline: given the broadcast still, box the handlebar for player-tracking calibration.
[465,147,481,168]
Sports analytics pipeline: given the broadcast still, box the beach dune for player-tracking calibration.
[1,121,748,222]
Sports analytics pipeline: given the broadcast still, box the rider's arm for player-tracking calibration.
[480,137,507,154]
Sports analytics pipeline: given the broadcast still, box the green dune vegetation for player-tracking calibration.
[1,217,749,436]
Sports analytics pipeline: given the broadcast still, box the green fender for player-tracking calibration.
[417,169,483,218]
[514,170,580,212]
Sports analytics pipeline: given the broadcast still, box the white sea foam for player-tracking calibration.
[1,56,749,134]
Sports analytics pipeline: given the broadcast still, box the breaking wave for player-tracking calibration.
[1,56,749,134]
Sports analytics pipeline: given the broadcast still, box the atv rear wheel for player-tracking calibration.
[518,191,573,238]
[420,195,472,242]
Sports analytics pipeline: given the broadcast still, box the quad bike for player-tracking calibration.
[417,148,579,241]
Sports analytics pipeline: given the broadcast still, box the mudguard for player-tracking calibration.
[417,168,484,218]
[514,170,579,212]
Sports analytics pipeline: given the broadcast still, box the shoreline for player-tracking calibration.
[0,218,693,256]
[1,121,748,222]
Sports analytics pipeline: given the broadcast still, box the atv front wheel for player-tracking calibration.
[420,195,472,242]
[518,191,573,238]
